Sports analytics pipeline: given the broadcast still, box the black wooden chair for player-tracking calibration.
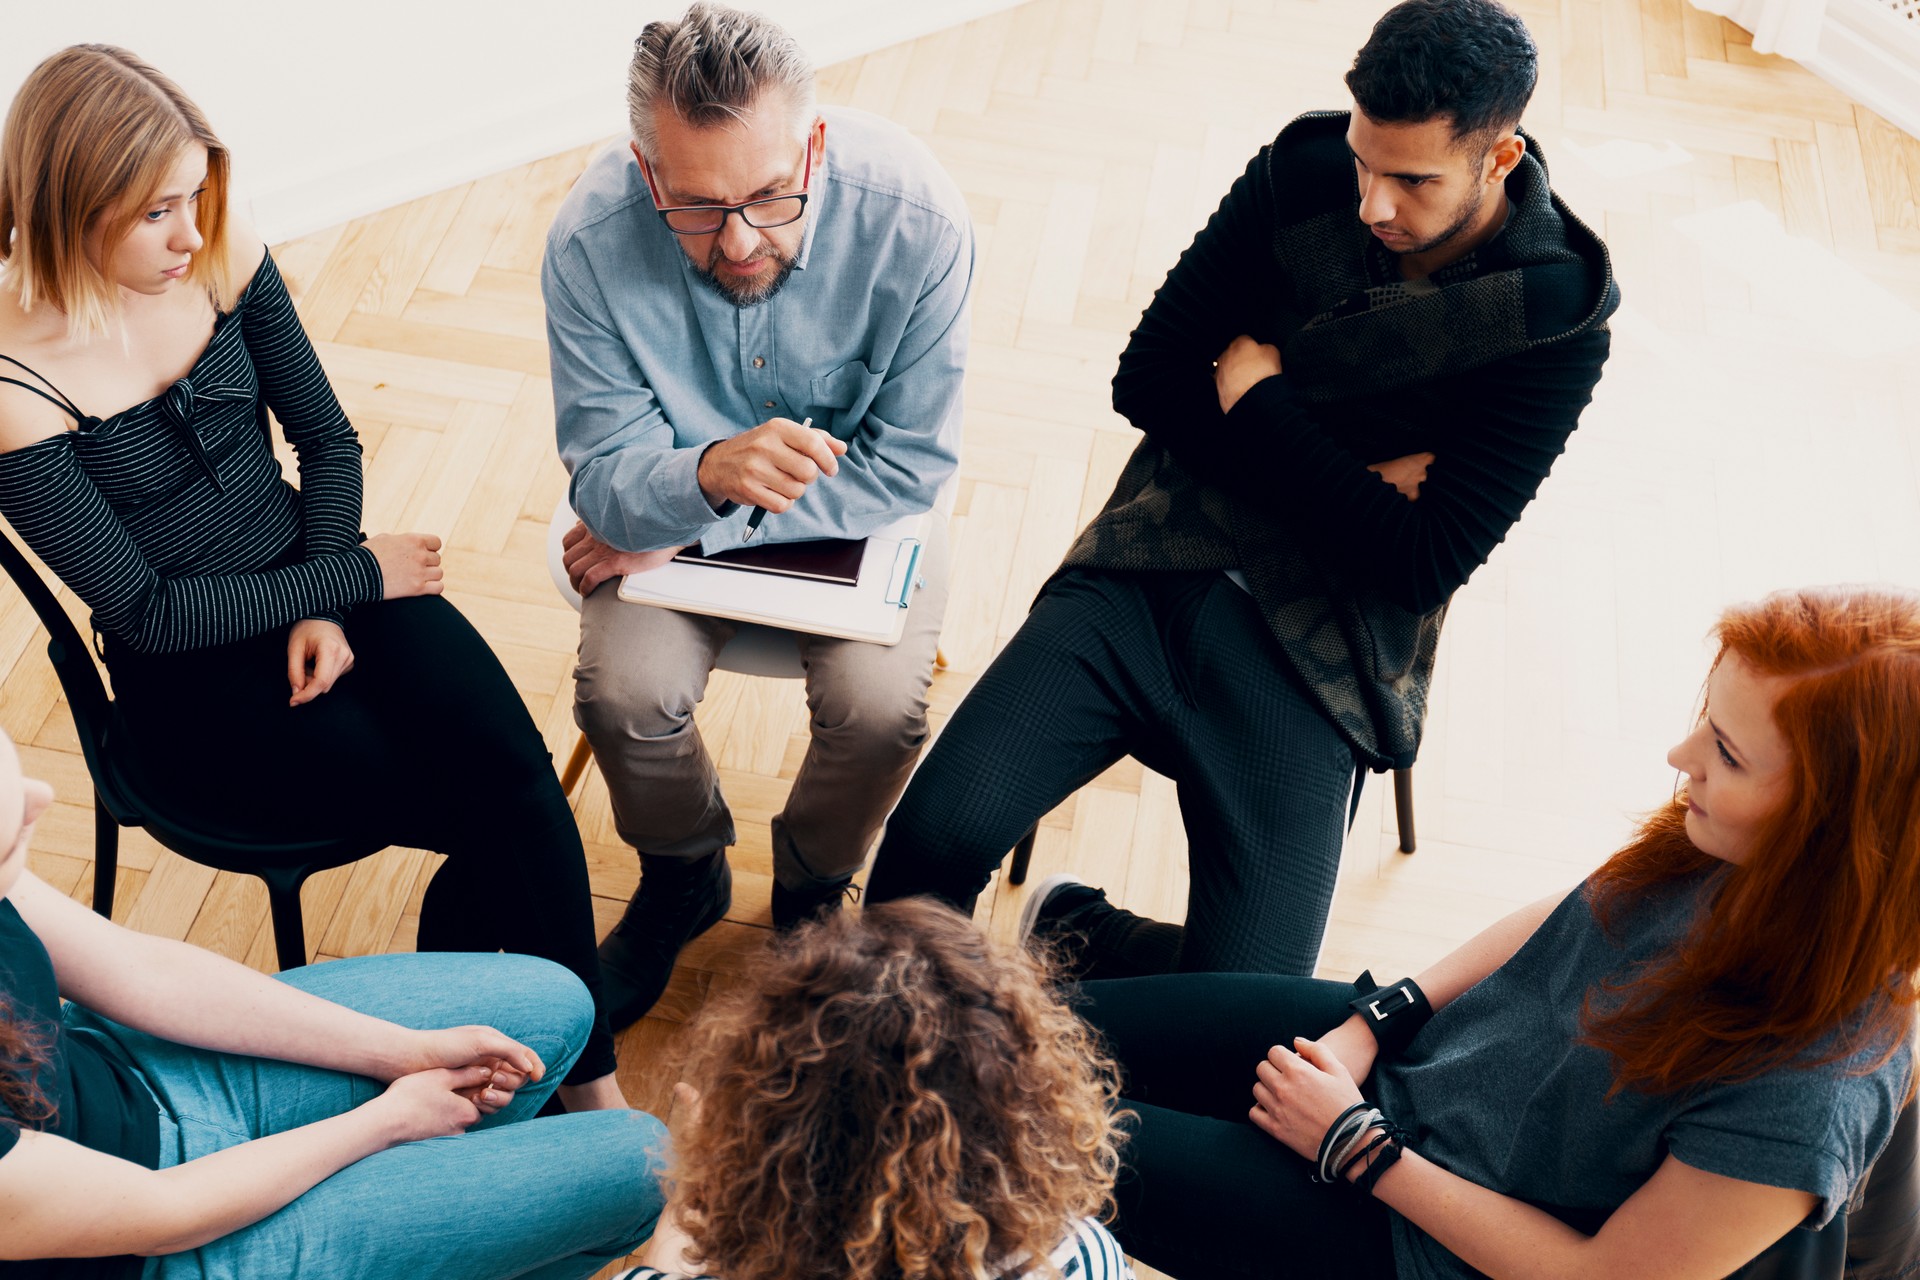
[0,528,379,971]
[1004,764,1419,886]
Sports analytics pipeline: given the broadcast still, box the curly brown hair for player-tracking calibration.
[1,997,54,1129]
[669,899,1127,1280]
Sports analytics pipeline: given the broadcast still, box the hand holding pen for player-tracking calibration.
[694,415,844,538]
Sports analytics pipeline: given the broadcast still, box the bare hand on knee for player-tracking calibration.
[561,520,683,596]
[364,532,445,599]
[286,619,355,707]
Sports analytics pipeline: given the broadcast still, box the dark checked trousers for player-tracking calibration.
[865,567,1359,977]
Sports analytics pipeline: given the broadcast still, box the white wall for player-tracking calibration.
[1,0,1026,242]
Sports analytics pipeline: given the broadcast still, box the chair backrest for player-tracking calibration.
[0,527,115,777]
[1845,1096,1919,1279]
[1727,1096,1919,1280]
[545,496,807,681]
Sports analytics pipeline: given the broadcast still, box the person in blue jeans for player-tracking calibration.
[0,729,666,1280]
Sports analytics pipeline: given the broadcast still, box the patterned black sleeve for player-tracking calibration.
[237,249,368,625]
[0,436,382,654]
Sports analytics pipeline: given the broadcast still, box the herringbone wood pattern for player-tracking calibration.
[7,1,1920,1273]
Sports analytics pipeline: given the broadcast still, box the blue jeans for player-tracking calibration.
[64,952,666,1280]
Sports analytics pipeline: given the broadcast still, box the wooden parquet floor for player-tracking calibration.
[7,2,1920,1271]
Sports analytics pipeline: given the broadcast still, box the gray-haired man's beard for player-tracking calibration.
[693,248,799,307]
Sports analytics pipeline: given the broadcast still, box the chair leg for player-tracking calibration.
[258,867,311,972]
[1008,825,1038,885]
[1393,768,1416,855]
[91,792,119,920]
[559,732,594,796]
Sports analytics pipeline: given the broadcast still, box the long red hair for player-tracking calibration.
[1584,586,1920,1098]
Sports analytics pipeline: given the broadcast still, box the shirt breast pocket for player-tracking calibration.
[807,361,885,442]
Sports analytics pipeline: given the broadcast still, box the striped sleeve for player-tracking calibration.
[0,433,383,654]
[604,1220,1132,1280]
[1040,1218,1135,1280]
[237,249,367,625]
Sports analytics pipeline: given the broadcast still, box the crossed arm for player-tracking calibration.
[1252,892,1817,1280]
[0,872,539,1260]
[1119,149,1606,614]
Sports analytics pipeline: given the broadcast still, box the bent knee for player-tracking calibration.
[574,663,704,742]
[809,681,931,755]
[493,955,596,1055]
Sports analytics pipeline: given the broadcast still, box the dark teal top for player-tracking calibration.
[1374,870,1913,1280]
[0,899,158,1280]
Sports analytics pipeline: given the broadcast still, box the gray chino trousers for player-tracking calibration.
[573,517,949,891]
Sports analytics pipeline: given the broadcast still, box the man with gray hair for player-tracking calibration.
[543,2,972,1029]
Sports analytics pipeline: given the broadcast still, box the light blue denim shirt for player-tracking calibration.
[544,106,973,554]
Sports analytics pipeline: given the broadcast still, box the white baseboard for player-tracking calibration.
[1807,0,1920,142]
[249,0,1031,243]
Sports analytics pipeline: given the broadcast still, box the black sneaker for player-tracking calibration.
[771,875,859,933]
[1018,873,1109,952]
[597,851,732,1031]
[1017,873,1182,982]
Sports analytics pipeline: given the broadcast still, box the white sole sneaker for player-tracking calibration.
[1017,872,1090,946]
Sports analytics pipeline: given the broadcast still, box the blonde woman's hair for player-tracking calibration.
[0,44,234,336]
[670,899,1128,1280]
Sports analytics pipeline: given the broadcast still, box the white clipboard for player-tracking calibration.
[616,511,931,645]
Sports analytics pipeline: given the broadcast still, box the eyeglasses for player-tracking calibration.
[639,134,813,236]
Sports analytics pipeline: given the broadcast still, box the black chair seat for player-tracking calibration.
[2,527,384,971]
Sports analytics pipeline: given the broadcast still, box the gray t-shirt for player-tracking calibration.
[1373,869,1912,1280]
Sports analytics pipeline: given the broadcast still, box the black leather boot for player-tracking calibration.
[596,851,732,1030]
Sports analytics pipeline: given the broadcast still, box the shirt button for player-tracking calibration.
[764,400,776,408]
[752,356,765,368]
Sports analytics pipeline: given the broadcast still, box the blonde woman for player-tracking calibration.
[0,44,625,1110]
[624,900,1134,1280]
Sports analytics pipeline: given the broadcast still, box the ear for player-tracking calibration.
[811,115,828,169]
[631,143,662,205]
[1485,132,1526,184]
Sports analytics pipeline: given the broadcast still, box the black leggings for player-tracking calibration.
[105,596,616,1083]
[1076,973,1397,1279]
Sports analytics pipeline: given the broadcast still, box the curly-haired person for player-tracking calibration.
[617,899,1134,1280]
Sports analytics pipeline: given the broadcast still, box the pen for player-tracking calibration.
[743,416,812,539]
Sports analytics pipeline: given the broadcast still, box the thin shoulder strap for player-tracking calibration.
[0,353,87,424]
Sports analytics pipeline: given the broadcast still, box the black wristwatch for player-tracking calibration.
[1348,970,1433,1057]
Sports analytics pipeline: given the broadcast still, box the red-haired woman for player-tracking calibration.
[1048,585,1918,1279]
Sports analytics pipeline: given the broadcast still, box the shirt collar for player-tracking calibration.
[794,146,827,271]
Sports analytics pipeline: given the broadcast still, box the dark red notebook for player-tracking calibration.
[672,537,867,586]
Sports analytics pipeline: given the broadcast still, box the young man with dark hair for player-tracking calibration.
[866,0,1618,980]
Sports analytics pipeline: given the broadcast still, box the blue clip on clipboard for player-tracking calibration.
[883,538,924,608]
